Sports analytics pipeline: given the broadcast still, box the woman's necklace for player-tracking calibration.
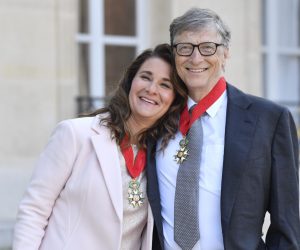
[174,77,227,164]
[120,135,146,208]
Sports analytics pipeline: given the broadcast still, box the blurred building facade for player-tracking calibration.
[0,0,299,248]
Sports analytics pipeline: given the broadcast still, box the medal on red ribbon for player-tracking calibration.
[174,77,227,164]
[120,135,146,207]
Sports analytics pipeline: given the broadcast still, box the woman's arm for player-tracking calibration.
[13,120,77,250]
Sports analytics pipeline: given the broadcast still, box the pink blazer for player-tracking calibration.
[13,115,154,250]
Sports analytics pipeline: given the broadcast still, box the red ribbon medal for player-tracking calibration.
[120,135,146,207]
[174,77,227,163]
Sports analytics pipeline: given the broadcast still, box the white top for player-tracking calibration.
[119,145,148,250]
[156,91,227,250]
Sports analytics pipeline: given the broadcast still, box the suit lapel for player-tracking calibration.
[146,141,164,248]
[221,85,258,231]
[90,116,123,221]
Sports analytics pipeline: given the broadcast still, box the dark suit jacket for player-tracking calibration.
[147,84,300,250]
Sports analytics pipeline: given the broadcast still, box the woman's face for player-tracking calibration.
[128,57,175,129]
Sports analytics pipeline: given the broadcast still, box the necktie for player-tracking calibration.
[174,113,203,250]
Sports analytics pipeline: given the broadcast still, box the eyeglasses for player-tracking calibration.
[173,42,224,56]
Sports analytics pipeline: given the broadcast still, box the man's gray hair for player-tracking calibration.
[170,8,231,48]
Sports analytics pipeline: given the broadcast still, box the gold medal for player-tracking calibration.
[174,137,189,164]
[128,179,144,207]
[120,135,146,208]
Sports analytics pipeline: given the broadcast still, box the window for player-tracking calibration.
[77,0,147,112]
[262,0,300,126]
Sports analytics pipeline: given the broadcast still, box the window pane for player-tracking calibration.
[105,46,136,95]
[77,44,93,114]
[105,0,135,36]
[286,105,300,132]
[261,0,267,45]
[79,0,89,33]
[278,56,299,102]
[262,54,267,96]
[78,44,90,96]
[298,0,300,47]
[278,0,299,47]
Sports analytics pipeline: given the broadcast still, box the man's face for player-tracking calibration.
[173,28,228,102]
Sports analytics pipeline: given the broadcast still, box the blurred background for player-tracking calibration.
[0,0,299,249]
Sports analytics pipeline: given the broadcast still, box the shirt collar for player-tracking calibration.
[187,90,227,118]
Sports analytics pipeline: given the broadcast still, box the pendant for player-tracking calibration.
[174,137,189,164]
[128,179,144,208]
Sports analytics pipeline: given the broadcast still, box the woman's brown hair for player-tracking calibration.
[88,43,187,150]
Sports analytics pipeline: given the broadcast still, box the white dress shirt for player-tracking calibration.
[156,91,227,250]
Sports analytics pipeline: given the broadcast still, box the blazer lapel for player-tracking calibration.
[146,141,164,248]
[221,85,258,232]
[90,116,123,221]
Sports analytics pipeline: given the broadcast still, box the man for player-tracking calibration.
[147,8,300,250]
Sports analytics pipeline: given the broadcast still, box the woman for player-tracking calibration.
[13,43,186,250]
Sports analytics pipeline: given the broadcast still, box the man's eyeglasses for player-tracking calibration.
[173,42,224,57]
